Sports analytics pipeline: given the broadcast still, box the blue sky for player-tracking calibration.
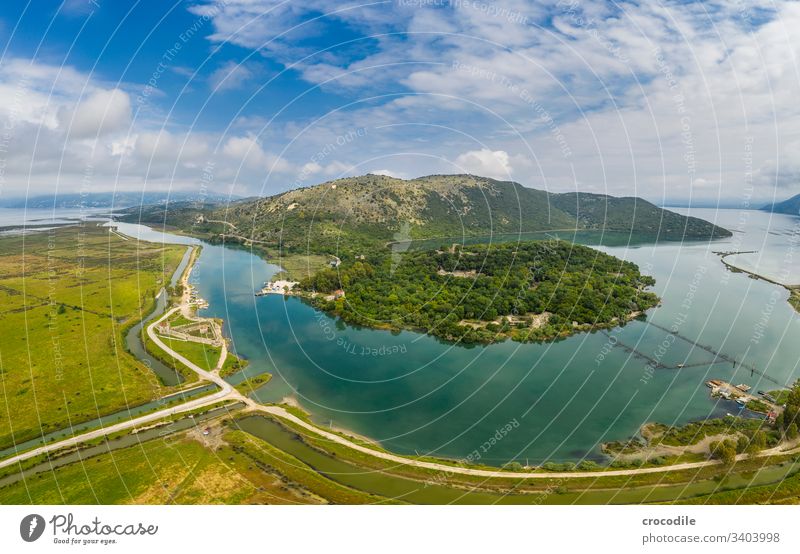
[0,0,798,204]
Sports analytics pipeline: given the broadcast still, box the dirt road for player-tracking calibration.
[254,406,800,479]
[3,252,798,480]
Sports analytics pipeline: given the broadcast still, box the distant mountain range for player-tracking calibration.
[120,174,732,253]
[0,191,237,210]
[760,193,800,215]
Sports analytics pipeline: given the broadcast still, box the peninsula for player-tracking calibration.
[119,174,727,342]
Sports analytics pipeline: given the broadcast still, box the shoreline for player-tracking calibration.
[716,250,800,314]
[716,250,800,289]
[296,288,654,345]
[276,396,384,449]
[8,211,800,500]
[105,223,787,470]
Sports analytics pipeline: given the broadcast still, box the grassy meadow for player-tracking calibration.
[0,420,380,505]
[0,224,185,450]
[0,430,315,504]
[153,333,222,373]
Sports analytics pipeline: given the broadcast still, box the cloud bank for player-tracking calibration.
[0,0,798,206]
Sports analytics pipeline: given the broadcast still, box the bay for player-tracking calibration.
[6,206,796,466]
[189,208,800,465]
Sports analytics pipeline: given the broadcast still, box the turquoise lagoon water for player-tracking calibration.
[177,208,800,465]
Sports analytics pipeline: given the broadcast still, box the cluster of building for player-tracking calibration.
[706,379,781,422]
[256,280,298,296]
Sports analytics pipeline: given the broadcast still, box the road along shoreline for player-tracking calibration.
[3,239,799,480]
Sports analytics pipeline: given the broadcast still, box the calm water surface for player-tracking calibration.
[185,208,800,465]
[7,207,796,465]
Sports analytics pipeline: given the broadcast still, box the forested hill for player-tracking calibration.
[119,174,731,254]
[760,193,800,215]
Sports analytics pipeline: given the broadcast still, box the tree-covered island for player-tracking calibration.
[296,240,659,344]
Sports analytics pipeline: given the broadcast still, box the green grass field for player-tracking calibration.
[271,253,330,281]
[2,403,798,505]
[233,373,271,395]
[0,418,384,505]
[157,335,222,372]
[219,352,247,377]
[252,412,800,501]
[0,225,185,449]
[0,429,323,504]
[141,333,200,384]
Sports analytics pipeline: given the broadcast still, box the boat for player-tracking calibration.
[735,398,747,406]
[735,383,751,392]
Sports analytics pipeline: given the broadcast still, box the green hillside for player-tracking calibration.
[120,174,731,257]
[761,193,800,215]
[549,193,730,238]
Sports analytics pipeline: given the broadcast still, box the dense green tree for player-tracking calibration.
[746,431,767,454]
[710,439,737,464]
[736,435,749,454]
[298,240,658,343]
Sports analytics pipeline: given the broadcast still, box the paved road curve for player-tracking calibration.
[254,406,800,479]
[2,252,799,480]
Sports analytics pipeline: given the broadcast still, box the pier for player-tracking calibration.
[601,331,667,369]
[644,321,787,388]
[604,321,789,389]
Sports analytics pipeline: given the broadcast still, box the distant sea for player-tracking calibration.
[0,207,112,232]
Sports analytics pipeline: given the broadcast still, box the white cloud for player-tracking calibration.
[301,161,323,175]
[371,169,401,178]
[321,160,354,176]
[208,61,256,92]
[61,88,132,139]
[0,56,304,197]
[453,149,513,180]
[61,0,96,16]
[133,131,211,166]
[0,58,94,130]
[187,0,800,201]
[5,1,800,204]
[110,135,136,157]
[222,135,292,173]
